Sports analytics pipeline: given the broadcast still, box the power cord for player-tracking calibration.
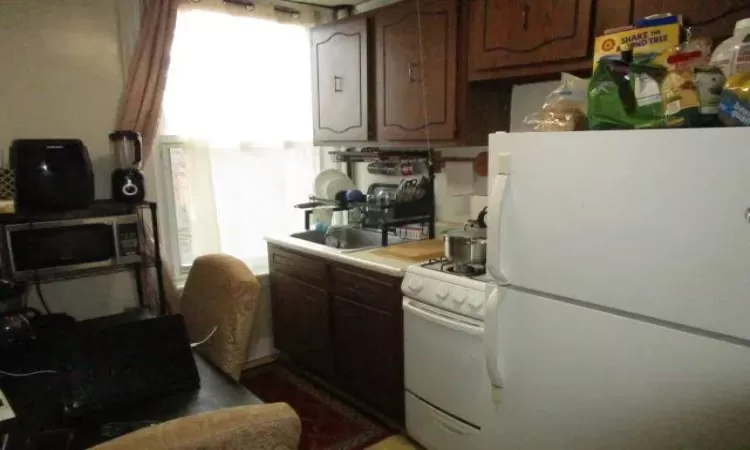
[191,326,217,348]
[0,369,58,377]
[33,276,51,315]
[27,221,50,314]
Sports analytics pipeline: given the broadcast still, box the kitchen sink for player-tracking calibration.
[290,227,405,252]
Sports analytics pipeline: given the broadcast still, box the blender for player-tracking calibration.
[110,130,145,203]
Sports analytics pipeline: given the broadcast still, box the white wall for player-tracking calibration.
[0,0,139,319]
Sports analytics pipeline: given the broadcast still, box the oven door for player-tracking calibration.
[403,297,486,428]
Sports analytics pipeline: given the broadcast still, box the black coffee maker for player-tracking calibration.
[110,130,145,203]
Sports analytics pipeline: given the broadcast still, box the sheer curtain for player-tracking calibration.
[160,6,324,274]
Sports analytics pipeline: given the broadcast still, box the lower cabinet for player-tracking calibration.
[270,272,333,377]
[268,245,405,424]
[332,295,403,422]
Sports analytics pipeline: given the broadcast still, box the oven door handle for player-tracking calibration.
[432,408,479,436]
[403,298,483,336]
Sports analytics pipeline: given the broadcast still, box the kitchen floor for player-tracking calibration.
[242,363,421,449]
[366,435,421,449]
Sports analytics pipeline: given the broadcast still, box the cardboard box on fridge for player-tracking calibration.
[593,23,682,70]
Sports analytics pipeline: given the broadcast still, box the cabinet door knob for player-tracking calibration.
[334,75,343,92]
[521,3,529,31]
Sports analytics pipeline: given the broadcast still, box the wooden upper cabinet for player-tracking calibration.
[634,0,750,41]
[468,0,593,72]
[311,19,368,142]
[374,0,457,141]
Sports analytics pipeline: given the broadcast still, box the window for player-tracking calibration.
[157,7,329,275]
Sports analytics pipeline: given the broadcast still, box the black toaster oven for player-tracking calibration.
[10,139,95,211]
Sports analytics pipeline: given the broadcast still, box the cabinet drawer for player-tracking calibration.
[331,265,401,313]
[268,246,328,288]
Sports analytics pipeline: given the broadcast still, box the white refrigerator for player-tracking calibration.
[481,128,750,449]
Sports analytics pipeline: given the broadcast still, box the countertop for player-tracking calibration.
[264,235,417,277]
[265,223,461,277]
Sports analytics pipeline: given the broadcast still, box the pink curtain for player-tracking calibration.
[118,0,181,313]
[117,0,179,154]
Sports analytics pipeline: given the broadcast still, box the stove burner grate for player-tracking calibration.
[423,258,486,277]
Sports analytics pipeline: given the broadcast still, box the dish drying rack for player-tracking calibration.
[295,148,436,247]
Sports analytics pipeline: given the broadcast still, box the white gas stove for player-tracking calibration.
[402,258,492,320]
[402,258,492,449]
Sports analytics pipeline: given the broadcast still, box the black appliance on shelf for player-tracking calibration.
[0,201,166,314]
[110,130,145,203]
[10,139,95,211]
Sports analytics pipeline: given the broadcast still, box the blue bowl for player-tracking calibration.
[345,189,365,202]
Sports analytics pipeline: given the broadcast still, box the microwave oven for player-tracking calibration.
[4,215,142,280]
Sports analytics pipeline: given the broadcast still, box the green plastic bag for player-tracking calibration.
[588,60,668,130]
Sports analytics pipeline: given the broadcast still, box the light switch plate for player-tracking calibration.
[0,390,15,422]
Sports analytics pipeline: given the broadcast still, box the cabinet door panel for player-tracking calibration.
[375,0,457,141]
[332,296,404,422]
[634,0,750,41]
[312,19,368,142]
[469,0,593,71]
[331,265,401,314]
[270,272,332,376]
[268,245,327,289]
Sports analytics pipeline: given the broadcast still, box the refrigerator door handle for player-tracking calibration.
[484,287,505,397]
[487,169,510,284]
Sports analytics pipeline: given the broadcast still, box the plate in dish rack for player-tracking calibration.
[313,169,355,200]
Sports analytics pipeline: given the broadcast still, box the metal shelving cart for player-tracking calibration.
[0,200,166,315]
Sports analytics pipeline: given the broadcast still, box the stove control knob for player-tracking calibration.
[436,284,450,300]
[469,295,484,309]
[451,288,467,304]
[407,277,423,293]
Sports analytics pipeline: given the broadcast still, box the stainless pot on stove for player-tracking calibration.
[442,226,486,266]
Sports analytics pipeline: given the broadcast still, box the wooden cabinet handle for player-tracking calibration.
[408,62,422,84]
[521,3,529,31]
[334,75,343,92]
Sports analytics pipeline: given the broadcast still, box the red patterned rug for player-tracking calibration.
[241,364,394,450]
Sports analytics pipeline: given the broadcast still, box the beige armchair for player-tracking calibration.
[89,256,299,449]
[90,403,301,450]
[178,254,261,380]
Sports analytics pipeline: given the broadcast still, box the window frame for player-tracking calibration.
[155,136,196,280]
